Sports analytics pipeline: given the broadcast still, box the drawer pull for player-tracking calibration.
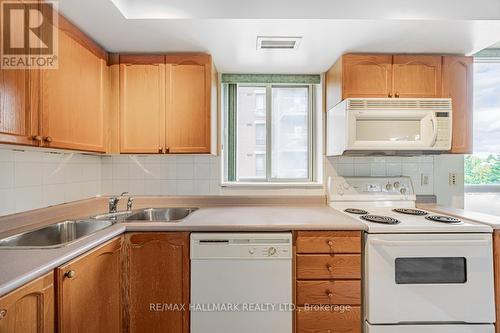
[0,309,6,319]
[65,270,76,279]
[326,264,333,272]
[326,290,334,298]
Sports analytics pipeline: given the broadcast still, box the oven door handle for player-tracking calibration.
[371,239,490,247]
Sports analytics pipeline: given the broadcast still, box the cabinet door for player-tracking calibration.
[40,29,106,152]
[56,237,122,333]
[392,55,442,98]
[0,272,54,333]
[342,54,392,98]
[165,55,211,153]
[0,68,40,146]
[125,232,189,333]
[0,0,40,146]
[120,56,165,153]
[442,56,473,154]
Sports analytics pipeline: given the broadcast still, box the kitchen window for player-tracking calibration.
[221,74,320,184]
[464,54,500,216]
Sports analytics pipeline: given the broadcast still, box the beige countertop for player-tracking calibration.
[0,199,365,296]
[418,204,500,229]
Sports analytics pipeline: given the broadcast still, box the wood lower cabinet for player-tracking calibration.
[442,56,473,154]
[124,232,189,333]
[40,28,107,152]
[56,237,122,333]
[0,272,54,333]
[296,306,362,333]
[493,231,500,333]
[392,55,442,98]
[294,231,362,333]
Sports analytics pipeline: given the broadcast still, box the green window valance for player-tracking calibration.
[474,48,500,58]
[221,74,320,84]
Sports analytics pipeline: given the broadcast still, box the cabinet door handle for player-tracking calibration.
[395,92,400,98]
[31,135,43,142]
[165,146,170,153]
[388,92,393,98]
[64,270,76,279]
[0,309,6,319]
[159,147,164,153]
[44,136,53,143]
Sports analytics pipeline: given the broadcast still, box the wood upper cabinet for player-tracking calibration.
[119,55,166,153]
[0,68,40,146]
[392,55,442,98]
[119,54,212,154]
[342,54,393,99]
[442,56,473,154]
[124,232,189,333]
[0,271,54,333]
[165,54,211,153]
[40,27,107,152]
[327,54,443,108]
[56,237,122,333]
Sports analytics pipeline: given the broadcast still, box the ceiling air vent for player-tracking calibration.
[256,36,302,50]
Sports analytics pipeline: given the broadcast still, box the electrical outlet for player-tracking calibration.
[420,173,429,186]
[449,172,457,185]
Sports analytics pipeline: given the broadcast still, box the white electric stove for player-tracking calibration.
[328,176,496,333]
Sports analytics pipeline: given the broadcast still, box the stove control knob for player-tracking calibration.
[400,187,407,194]
[394,182,401,189]
[385,183,393,191]
[268,247,277,256]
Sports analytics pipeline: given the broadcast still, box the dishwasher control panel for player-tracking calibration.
[190,233,292,259]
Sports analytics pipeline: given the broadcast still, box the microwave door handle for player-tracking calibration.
[371,239,490,247]
[430,117,438,146]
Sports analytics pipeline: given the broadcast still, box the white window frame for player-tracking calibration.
[222,82,320,185]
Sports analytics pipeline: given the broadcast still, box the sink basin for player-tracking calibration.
[125,208,197,222]
[0,220,114,249]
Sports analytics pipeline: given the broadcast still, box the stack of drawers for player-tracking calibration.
[295,231,362,333]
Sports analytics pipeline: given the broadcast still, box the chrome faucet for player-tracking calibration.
[126,197,134,212]
[109,192,128,214]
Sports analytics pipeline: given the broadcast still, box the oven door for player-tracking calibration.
[365,233,495,324]
[348,110,438,150]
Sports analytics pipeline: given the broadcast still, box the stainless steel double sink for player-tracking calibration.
[0,207,197,249]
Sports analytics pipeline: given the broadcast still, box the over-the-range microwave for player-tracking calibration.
[326,98,452,156]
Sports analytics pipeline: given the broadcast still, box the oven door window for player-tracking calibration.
[395,257,467,284]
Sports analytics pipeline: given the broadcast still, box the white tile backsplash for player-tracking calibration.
[0,144,440,217]
[326,156,436,195]
[0,148,102,216]
[100,154,221,196]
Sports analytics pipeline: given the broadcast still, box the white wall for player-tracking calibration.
[0,147,101,216]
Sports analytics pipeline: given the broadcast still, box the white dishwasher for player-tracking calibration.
[190,233,292,333]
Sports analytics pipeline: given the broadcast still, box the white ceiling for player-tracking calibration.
[57,0,500,73]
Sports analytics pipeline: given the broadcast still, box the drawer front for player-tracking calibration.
[296,280,361,305]
[296,306,361,333]
[296,231,361,254]
[296,255,361,280]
